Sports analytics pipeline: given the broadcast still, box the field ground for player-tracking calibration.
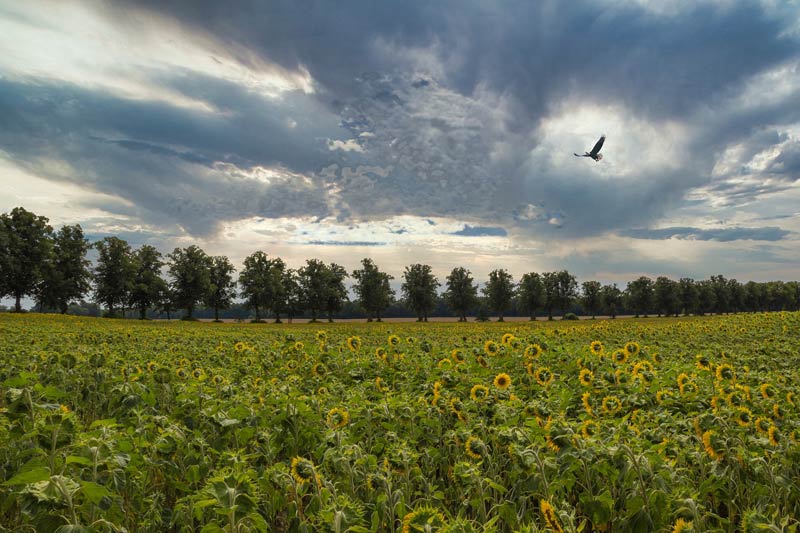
[1,312,799,532]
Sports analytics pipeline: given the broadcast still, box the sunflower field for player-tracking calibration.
[1,313,799,532]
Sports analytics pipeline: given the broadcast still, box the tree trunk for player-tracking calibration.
[214,307,219,321]
[498,313,504,322]
[140,306,147,320]
[187,305,193,319]
[15,292,22,312]
[60,303,68,314]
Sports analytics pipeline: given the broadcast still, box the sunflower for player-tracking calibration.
[175,368,188,379]
[375,376,389,392]
[470,384,489,402]
[290,457,316,485]
[234,341,246,352]
[581,391,593,415]
[465,436,486,460]
[787,391,796,407]
[451,349,466,364]
[773,403,785,420]
[656,389,673,404]
[702,430,722,461]
[612,349,628,365]
[579,368,594,387]
[316,331,327,342]
[347,336,362,352]
[388,335,401,347]
[735,407,753,427]
[580,419,599,438]
[590,340,604,355]
[212,375,225,386]
[525,344,543,358]
[615,367,630,385]
[540,500,563,533]
[449,398,465,420]
[484,340,499,356]
[623,342,640,358]
[715,363,735,382]
[501,333,515,345]
[437,358,452,370]
[401,506,446,533]
[146,361,158,372]
[192,368,206,381]
[695,355,712,371]
[375,347,387,361]
[317,386,329,396]
[768,425,781,446]
[652,352,663,364]
[493,373,511,389]
[755,417,771,434]
[672,518,694,533]
[476,355,488,368]
[679,380,698,396]
[677,373,690,387]
[534,367,554,387]
[294,341,304,352]
[327,407,350,429]
[601,395,621,415]
[312,363,327,377]
[760,383,776,400]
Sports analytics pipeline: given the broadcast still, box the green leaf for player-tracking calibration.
[3,466,50,486]
[80,481,112,504]
[66,456,93,466]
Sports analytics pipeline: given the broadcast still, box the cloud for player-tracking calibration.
[451,225,508,237]
[621,226,791,242]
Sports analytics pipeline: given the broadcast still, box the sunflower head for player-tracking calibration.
[327,407,350,430]
[623,342,640,358]
[347,336,362,352]
[290,457,317,485]
[735,407,753,427]
[484,340,499,356]
[579,368,594,387]
[525,344,543,359]
[695,355,712,371]
[601,395,622,415]
[470,384,489,402]
[580,419,599,438]
[402,506,446,533]
[760,383,776,399]
[388,334,401,346]
[715,363,735,381]
[534,367,554,387]
[501,333,515,345]
[613,350,628,365]
[493,373,511,389]
[540,500,563,533]
[590,340,604,355]
[465,436,486,460]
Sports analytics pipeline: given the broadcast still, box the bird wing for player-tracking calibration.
[573,153,583,157]
[590,135,605,156]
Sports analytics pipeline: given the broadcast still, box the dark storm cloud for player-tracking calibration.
[621,226,791,242]
[2,0,799,243]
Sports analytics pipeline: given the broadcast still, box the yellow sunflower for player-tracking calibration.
[470,384,489,402]
[534,367,554,387]
[623,342,640,358]
[484,340,499,356]
[347,336,362,352]
[540,500,563,533]
[589,340,604,355]
[290,457,317,485]
[326,407,350,429]
[579,368,594,387]
[465,436,485,460]
[525,344,543,358]
[493,373,511,389]
[715,363,735,382]
[601,395,621,415]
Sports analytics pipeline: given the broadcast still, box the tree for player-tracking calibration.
[352,258,395,321]
[167,245,212,319]
[443,267,478,322]
[129,245,167,320]
[401,264,439,321]
[696,280,717,315]
[600,284,622,318]
[279,268,305,323]
[542,272,560,320]
[93,237,136,317]
[157,285,176,320]
[626,276,654,317]
[299,259,330,322]
[239,252,284,322]
[206,256,236,322]
[709,275,730,314]
[36,224,91,313]
[482,269,514,321]
[555,270,578,318]
[581,280,602,319]
[518,272,545,320]
[743,281,766,312]
[727,278,744,313]
[0,207,53,311]
[679,278,699,316]
[323,263,349,322]
[653,276,679,317]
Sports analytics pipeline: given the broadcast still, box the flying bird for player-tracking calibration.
[574,135,605,161]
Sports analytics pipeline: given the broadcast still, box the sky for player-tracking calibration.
[2,0,800,294]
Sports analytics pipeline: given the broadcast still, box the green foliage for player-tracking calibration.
[482,269,515,321]
[36,224,91,314]
[444,267,478,322]
[351,258,394,321]
[129,245,167,320]
[401,264,440,322]
[0,207,53,311]
[92,237,136,317]
[168,245,213,319]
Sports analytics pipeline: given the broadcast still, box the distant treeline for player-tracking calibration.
[1,206,799,321]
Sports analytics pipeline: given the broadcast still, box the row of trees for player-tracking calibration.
[2,207,800,320]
